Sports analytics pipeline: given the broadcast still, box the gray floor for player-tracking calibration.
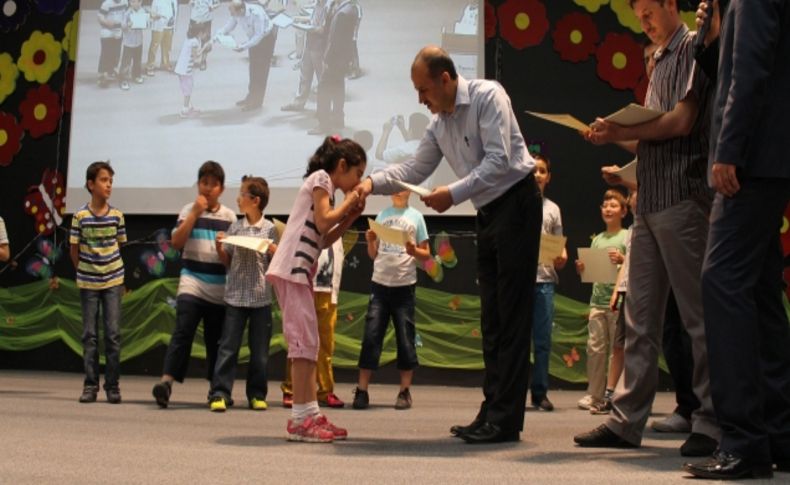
[0,370,781,484]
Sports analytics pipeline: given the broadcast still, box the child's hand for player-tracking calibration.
[365,229,377,244]
[607,248,624,265]
[267,242,277,255]
[575,259,585,275]
[216,231,226,241]
[553,252,568,270]
[192,195,209,215]
[609,291,619,312]
[405,241,416,256]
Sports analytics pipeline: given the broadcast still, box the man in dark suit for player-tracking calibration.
[684,0,790,480]
[308,0,357,134]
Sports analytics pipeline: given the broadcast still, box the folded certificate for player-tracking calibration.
[604,103,663,126]
[368,218,409,247]
[215,34,237,48]
[272,218,286,241]
[272,12,293,28]
[130,11,149,29]
[538,233,567,265]
[393,179,432,197]
[609,159,638,186]
[577,248,618,283]
[221,236,272,253]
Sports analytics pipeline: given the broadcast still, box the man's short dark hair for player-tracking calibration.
[628,0,678,11]
[85,160,114,192]
[414,48,458,81]
[198,160,225,186]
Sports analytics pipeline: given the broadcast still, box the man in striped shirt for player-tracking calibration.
[70,161,127,404]
[574,0,720,458]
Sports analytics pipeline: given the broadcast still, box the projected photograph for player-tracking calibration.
[67,0,482,214]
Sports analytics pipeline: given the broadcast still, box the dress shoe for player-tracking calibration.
[573,424,637,448]
[460,422,519,444]
[450,418,483,438]
[680,432,718,457]
[683,450,773,479]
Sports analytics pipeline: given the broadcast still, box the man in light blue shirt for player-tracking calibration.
[356,45,542,444]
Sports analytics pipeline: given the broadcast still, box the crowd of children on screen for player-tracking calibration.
[65,137,633,443]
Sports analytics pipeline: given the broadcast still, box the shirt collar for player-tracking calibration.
[441,76,469,119]
[655,23,688,60]
[242,214,265,228]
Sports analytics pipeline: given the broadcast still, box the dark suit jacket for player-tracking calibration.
[710,0,790,179]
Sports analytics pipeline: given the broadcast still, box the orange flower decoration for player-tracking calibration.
[595,32,645,90]
[20,84,61,138]
[497,0,549,50]
[552,11,599,63]
[0,111,23,166]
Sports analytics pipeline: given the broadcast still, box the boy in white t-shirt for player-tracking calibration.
[352,190,431,410]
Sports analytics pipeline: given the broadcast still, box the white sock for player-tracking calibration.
[292,401,320,421]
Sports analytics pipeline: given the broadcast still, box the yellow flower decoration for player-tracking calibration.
[0,52,19,105]
[573,0,609,13]
[680,10,697,31]
[62,11,80,62]
[610,0,642,34]
[17,31,63,84]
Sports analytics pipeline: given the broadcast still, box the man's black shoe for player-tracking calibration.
[460,422,519,444]
[683,450,773,479]
[152,381,171,408]
[351,387,369,409]
[106,387,122,404]
[79,386,98,403]
[680,432,719,457]
[450,418,484,438]
[573,424,637,448]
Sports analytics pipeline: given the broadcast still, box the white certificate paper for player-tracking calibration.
[221,236,272,253]
[394,179,432,197]
[577,247,619,283]
[368,218,409,246]
[538,233,567,265]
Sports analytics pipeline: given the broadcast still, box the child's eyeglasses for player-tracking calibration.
[240,192,257,199]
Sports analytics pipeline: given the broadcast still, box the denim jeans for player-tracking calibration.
[358,282,418,371]
[210,305,273,401]
[80,285,123,390]
[162,294,225,382]
[530,282,554,400]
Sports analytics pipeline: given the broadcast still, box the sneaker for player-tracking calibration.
[577,394,595,410]
[532,396,554,412]
[134,76,144,84]
[210,396,227,412]
[282,392,293,408]
[249,398,268,411]
[589,399,612,415]
[120,81,130,90]
[395,388,412,410]
[145,67,155,77]
[79,386,98,403]
[152,381,171,408]
[318,393,344,408]
[314,414,348,440]
[106,387,122,404]
[651,412,692,433]
[352,387,369,409]
[286,415,334,443]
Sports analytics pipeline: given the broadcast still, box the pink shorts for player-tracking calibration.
[268,275,319,361]
[178,74,193,97]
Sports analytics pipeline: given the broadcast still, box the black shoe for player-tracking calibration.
[106,387,122,404]
[680,432,719,457]
[450,418,484,438]
[683,450,773,479]
[79,386,98,403]
[152,381,172,408]
[573,424,637,448]
[532,396,554,412]
[394,388,412,410]
[352,387,369,409]
[460,422,519,444]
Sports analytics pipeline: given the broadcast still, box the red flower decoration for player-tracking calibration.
[552,12,599,63]
[24,168,66,235]
[497,0,549,50]
[484,1,497,40]
[595,32,645,90]
[0,111,23,166]
[63,64,74,113]
[633,73,648,104]
[19,84,61,138]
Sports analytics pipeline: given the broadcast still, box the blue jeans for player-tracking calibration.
[210,305,273,401]
[162,294,225,382]
[530,283,554,400]
[80,285,123,390]
[358,282,418,371]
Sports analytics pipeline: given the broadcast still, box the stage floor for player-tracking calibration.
[0,370,778,484]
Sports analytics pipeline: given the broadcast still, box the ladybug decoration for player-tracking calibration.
[23,169,66,235]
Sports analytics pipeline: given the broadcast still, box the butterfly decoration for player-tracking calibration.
[139,229,180,277]
[25,237,61,280]
[562,346,581,368]
[23,168,66,236]
[421,255,444,283]
[420,231,458,282]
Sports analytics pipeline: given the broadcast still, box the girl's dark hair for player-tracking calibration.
[304,136,366,178]
[241,175,269,211]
